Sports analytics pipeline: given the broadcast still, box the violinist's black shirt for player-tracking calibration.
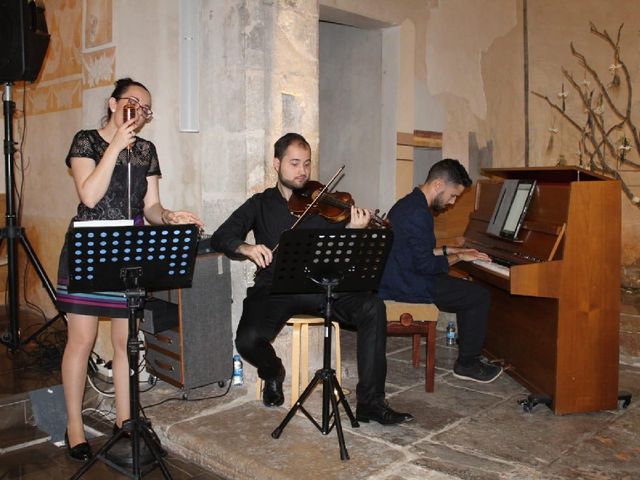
[211,186,345,286]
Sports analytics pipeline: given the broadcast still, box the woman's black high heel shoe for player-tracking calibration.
[113,422,167,458]
[113,422,132,438]
[64,430,93,462]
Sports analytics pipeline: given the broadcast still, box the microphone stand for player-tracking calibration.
[127,147,132,220]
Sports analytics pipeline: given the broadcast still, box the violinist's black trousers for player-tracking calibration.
[235,284,387,405]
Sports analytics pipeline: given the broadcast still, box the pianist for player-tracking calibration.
[379,159,503,383]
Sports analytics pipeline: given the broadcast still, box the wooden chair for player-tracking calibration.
[256,315,341,405]
[384,301,439,392]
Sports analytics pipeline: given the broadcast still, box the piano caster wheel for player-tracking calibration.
[618,391,632,409]
[518,399,533,413]
[518,393,552,413]
[218,380,226,388]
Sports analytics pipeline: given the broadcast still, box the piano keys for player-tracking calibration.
[470,259,509,278]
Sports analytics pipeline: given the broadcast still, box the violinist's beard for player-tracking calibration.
[279,174,308,191]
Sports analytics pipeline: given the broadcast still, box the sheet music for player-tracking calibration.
[73,219,134,228]
[486,180,518,237]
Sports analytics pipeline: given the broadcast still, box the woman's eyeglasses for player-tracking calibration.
[116,96,153,119]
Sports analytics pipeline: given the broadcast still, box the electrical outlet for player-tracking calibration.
[93,359,151,384]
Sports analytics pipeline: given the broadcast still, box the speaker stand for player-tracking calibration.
[1,82,66,351]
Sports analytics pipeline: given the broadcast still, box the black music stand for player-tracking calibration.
[270,228,393,460]
[66,223,199,480]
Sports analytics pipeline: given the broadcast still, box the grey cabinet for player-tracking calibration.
[144,253,233,394]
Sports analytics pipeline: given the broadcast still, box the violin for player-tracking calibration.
[288,180,390,229]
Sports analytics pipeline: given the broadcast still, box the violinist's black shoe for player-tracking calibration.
[356,399,414,425]
[262,365,286,407]
[65,430,93,462]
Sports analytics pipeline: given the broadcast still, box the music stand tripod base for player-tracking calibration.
[268,228,393,460]
[67,224,200,479]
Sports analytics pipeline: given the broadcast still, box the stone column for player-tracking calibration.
[200,0,321,397]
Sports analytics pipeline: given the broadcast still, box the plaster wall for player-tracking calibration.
[421,0,640,266]
[319,22,383,211]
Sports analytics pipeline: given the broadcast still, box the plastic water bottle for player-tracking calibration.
[232,354,243,386]
[446,321,457,346]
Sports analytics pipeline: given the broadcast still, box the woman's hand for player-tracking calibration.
[111,118,138,152]
[162,210,204,228]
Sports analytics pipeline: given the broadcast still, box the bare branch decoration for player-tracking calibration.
[532,23,640,205]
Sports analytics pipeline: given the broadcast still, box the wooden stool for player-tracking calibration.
[256,315,342,405]
[384,301,439,392]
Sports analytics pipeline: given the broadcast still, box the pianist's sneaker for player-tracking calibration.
[453,358,503,383]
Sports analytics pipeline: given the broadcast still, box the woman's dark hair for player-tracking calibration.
[102,77,150,126]
[274,133,310,160]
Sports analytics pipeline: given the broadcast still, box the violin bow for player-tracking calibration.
[271,165,345,255]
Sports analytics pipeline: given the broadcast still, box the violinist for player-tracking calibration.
[211,132,413,425]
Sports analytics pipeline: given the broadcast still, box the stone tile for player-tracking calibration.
[620,331,640,360]
[429,393,617,469]
[377,462,461,479]
[385,357,428,390]
[408,442,518,479]
[143,381,248,435]
[0,399,27,429]
[619,364,640,399]
[621,291,640,310]
[540,405,640,479]
[386,335,418,353]
[344,382,511,449]
[609,397,640,434]
[620,312,640,333]
[0,424,48,452]
[163,402,405,480]
[439,369,528,399]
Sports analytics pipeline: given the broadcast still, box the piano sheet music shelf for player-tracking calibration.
[453,167,620,414]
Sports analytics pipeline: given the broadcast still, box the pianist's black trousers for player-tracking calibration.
[433,274,490,363]
[235,284,387,405]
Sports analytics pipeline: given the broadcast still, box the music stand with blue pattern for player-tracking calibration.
[68,224,199,480]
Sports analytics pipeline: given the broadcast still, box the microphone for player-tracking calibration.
[123,103,136,150]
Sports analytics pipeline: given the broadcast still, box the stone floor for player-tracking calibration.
[0,309,225,479]
[1,312,639,479]
[139,328,640,480]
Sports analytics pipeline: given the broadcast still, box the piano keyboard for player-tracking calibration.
[471,259,510,278]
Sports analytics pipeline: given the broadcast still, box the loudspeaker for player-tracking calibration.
[144,254,233,393]
[0,0,50,83]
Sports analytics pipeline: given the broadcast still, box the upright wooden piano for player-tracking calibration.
[455,167,620,414]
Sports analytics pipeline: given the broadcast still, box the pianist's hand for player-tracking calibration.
[452,248,491,263]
